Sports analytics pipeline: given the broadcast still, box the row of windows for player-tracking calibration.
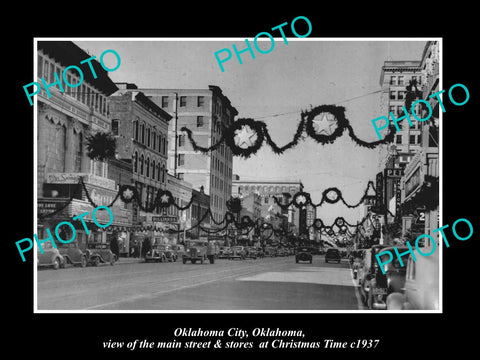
[395,134,422,145]
[133,151,167,182]
[389,75,422,86]
[132,119,167,156]
[211,174,230,193]
[161,95,205,108]
[390,90,405,101]
[38,54,109,116]
[238,185,298,193]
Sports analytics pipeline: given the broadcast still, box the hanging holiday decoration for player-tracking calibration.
[181,104,396,158]
[292,191,311,208]
[226,196,242,214]
[85,132,117,161]
[119,185,138,203]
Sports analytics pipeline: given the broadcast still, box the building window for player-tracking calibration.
[398,76,404,85]
[140,123,145,144]
[197,96,204,107]
[177,173,184,180]
[390,91,396,100]
[111,119,119,136]
[162,135,167,155]
[146,157,150,177]
[161,164,166,183]
[180,96,186,107]
[178,134,185,147]
[417,134,422,145]
[177,154,185,166]
[133,151,138,173]
[389,105,396,115]
[156,164,160,181]
[162,96,169,108]
[151,160,156,179]
[396,135,402,144]
[152,131,156,149]
[197,116,204,127]
[397,91,404,100]
[139,154,144,175]
[389,76,396,85]
[147,127,151,147]
[133,119,139,141]
[409,135,416,144]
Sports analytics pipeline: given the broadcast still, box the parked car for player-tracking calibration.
[351,249,365,279]
[366,246,408,310]
[358,245,386,308]
[325,248,341,263]
[230,246,246,260]
[218,246,232,259]
[244,247,258,259]
[183,243,208,264]
[57,241,87,268]
[171,244,186,258]
[86,242,116,266]
[145,244,167,263]
[386,247,439,310]
[37,242,65,270]
[295,247,313,264]
[264,246,277,257]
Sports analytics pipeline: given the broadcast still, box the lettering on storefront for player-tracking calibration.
[405,167,421,198]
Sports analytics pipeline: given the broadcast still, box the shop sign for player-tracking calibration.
[384,168,404,178]
[152,216,178,223]
[405,167,421,197]
[38,199,67,215]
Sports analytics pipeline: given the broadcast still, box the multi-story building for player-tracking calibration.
[134,86,238,228]
[380,60,423,168]
[189,186,211,240]
[107,83,172,245]
[36,41,126,248]
[165,173,193,244]
[232,177,304,235]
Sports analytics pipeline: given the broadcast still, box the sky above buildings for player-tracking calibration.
[74,38,427,225]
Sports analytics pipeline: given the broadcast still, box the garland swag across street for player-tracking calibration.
[181,105,396,158]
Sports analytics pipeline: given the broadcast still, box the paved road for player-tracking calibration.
[36,255,365,311]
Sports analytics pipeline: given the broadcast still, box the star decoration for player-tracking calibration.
[296,195,307,205]
[160,194,170,203]
[122,189,134,199]
[312,112,338,136]
[326,190,339,201]
[234,125,258,149]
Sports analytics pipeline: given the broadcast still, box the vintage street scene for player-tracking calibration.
[35,39,440,311]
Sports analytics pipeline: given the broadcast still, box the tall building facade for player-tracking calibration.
[136,86,238,227]
[108,83,172,245]
[36,41,125,248]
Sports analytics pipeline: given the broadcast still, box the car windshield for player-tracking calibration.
[327,249,339,254]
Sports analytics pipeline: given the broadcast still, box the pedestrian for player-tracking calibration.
[110,236,119,260]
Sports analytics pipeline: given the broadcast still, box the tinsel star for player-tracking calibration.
[160,194,170,203]
[234,125,258,149]
[313,112,338,136]
[122,188,134,199]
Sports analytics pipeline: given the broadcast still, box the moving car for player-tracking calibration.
[386,246,439,310]
[145,244,167,263]
[86,242,116,266]
[325,248,341,263]
[37,242,65,270]
[244,247,258,259]
[230,246,246,260]
[218,246,232,259]
[161,244,178,262]
[295,247,313,264]
[57,241,87,268]
[183,243,208,264]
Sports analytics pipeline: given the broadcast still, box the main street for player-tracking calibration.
[37,255,365,311]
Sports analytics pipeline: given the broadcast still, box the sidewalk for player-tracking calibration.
[115,256,143,265]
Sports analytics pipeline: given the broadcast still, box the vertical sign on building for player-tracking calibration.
[395,178,402,220]
[375,172,383,209]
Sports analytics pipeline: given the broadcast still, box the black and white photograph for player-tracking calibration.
[33,38,441,312]
[7,7,478,357]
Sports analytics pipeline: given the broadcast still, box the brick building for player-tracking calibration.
[134,85,238,227]
[36,41,124,248]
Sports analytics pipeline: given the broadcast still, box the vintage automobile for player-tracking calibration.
[218,246,232,259]
[358,244,386,307]
[350,249,365,280]
[244,247,258,259]
[171,244,186,258]
[325,248,341,263]
[183,243,208,264]
[295,247,313,264]
[86,242,116,266]
[229,246,247,260]
[57,241,87,268]
[37,242,65,270]
[145,244,167,263]
[386,246,439,310]
[264,246,277,257]
[161,244,178,262]
[366,246,408,310]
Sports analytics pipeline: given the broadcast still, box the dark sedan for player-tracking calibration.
[295,247,313,264]
[325,248,341,264]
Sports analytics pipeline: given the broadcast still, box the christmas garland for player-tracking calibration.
[181,104,397,158]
